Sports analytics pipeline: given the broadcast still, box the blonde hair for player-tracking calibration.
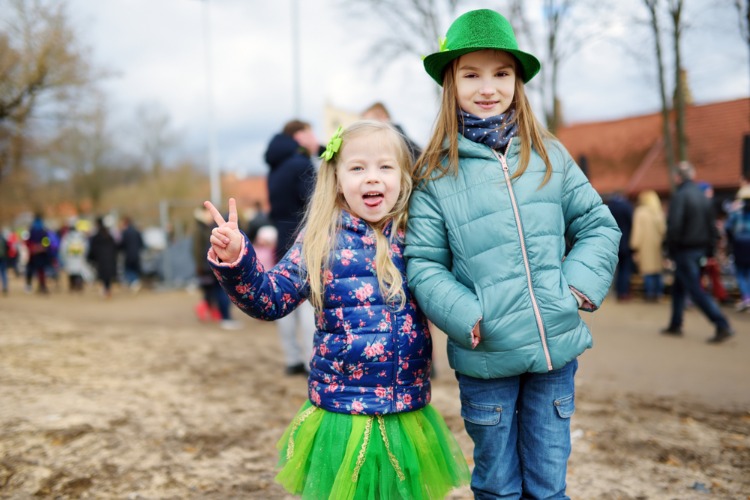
[414,51,553,185]
[638,190,663,215]
[301,120,414,311]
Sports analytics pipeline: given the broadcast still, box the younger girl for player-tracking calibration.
[204,121,470,499]
[405,9,620,499]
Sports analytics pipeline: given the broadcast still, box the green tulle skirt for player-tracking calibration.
[275,401,471,499]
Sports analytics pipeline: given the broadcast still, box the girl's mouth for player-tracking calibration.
[363,192,384,207]
[476,100,499,109]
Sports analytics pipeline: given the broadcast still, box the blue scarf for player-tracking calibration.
[458,109,517,151]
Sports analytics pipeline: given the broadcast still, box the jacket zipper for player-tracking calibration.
[492,142,554,371]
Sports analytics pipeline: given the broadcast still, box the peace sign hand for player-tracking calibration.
[204,197,243,263]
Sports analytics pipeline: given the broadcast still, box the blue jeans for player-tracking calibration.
[0,258,7,292]
[642,273,663,300]
[456,359,578,499]
[735,264,750,301]
[669,249,729,330]
[615,253,632,298]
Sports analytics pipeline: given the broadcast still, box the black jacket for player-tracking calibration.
[666,180,717,256]
[265,133,316,261]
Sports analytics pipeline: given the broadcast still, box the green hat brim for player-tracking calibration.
[424,47,541,86]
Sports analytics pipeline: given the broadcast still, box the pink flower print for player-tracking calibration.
[351,400,364,414]
[361,235,374,246]
[355,288,367,303]
[351,367,363,380]
[396,401,404,411]
[319,344,329,357]
[402,361,409,370]
[341,249,354,260]
[378,319,389,331]
[401,314,413,333]
[364,344,377,358]
[335,307,343,320]
[332,360,342,372]
[363,282,374,297]
[327,381,339,393]
[235,284,252,295]
[372,342,384,355]
[391,243,401,256]
[324,270,334,285]
[310,390,321,405]
[375,387,387,399]
[403,394,412,405]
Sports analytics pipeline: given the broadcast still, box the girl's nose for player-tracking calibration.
[479,83,495,96]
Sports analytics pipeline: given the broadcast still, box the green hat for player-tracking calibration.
[423,9,541,86]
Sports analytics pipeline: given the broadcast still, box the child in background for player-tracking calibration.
[204,121,470,499]
[405,9,620,498]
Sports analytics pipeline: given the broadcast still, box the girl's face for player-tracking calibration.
[336,132,402,224]
[455,49,517,119]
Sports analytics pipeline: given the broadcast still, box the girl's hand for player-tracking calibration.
[204,197,243,263]
[471,320,481,348]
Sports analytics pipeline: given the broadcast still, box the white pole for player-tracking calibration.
[202,0,221,206]
[291,0,301,117]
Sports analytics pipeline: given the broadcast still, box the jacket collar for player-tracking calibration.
[339,209,394,239]
[455,133,520,160]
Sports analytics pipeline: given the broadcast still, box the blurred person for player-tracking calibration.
[119,216,145,292]
[662,162,733,343]
[725,185,750,311]
[192,206,241,330]
[630,190,666,302]
[0,229,8,295]
[5,230,20,277]
[362,101,422,163]
[24,213,50,294]
[606,191,634,301]
[265,119,317,375]
[87,217,118,298]
[697,182,731,305]
[204,121,470,498]
[245,201,271,244]
[59,219,89,292]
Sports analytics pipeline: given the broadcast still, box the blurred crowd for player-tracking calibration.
[604,177,750,315]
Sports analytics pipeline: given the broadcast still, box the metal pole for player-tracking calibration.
[291,0,301,117]
[202,0,221,205]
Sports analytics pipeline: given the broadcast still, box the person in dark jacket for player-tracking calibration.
[24,214,50,294]
[606,191,634,301]
[119,216,144,291]
[662,162,733,343]
[88,217,118,298]
[264,119,318,375]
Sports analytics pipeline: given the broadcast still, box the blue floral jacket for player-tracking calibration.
[209,211,432,416]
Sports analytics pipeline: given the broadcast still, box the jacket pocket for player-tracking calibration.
[554,393,575,419]
[460,400,503,426]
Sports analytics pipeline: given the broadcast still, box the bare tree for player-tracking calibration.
[0,0,95,219]
[733,0,750,103]
[336,0,467,87]
[668,0,689,163]
[134,104,178,179]
[643,0,677,184]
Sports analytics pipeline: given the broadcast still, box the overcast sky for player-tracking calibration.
[66,0,748,177]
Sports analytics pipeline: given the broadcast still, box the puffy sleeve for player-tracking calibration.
[560,150,621,310]
[209,231,310,320]
[404,184,479,349]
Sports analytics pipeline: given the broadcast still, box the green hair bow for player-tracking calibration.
[320,126,343,161]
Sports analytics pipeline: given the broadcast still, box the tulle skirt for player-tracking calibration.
[275,401,471,499]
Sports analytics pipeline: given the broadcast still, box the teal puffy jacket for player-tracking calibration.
[405,135,620,379]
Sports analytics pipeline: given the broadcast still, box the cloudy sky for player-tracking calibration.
[66,0,748,178]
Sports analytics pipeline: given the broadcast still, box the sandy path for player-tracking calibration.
[1,277,748,499]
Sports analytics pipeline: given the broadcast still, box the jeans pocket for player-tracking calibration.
[554,393,575,419]
[460,400,503,426]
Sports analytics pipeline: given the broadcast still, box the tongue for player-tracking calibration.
[363,197,382,207]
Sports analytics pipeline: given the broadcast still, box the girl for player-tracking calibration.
[204,120,470,499]
[630,190,666,302]
[405,9,620,499]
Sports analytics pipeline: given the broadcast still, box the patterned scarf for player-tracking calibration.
[457,109,518,151]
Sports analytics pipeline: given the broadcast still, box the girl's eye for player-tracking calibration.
[350,166,363,172]
[380,164,394,170]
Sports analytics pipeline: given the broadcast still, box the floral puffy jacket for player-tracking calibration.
[209,211,432,416]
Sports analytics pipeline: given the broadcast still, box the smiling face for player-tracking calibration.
[455,49,517,119]
[335,130,403,224]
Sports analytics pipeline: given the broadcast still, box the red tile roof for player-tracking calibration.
[556,98,750,197]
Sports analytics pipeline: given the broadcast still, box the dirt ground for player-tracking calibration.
[1,275,749,499]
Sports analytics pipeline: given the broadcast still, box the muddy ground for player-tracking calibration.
[1,276,749,499]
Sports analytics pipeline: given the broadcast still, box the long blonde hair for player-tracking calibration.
[301,120,414,311]
[414,52,553,185]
